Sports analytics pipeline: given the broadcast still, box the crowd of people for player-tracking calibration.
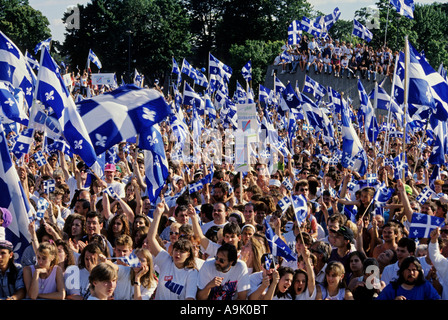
[1,57,448,302]
[274,35,396,82]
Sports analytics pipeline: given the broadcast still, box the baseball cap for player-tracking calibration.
[336,226,354,243]
[0,240,13,252]
[269,179,281,188]
[104,164,116,172]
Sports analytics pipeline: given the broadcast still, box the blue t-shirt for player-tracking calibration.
[376,281,440,300]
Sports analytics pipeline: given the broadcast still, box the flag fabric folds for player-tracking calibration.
[288,20,302,45]
[264,219,296,262]
[390,0,414,19]
[409,212,444,238]
[76,84,171,154]
[144,124,169,203]
[37,47,100,174]
[88,49,102,69]
[352,19,373,42]
[0,31,35,108]
[0,124,33,261]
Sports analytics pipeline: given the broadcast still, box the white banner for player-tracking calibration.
[91,73,116,86]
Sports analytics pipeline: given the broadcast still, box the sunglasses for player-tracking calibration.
[170,231,179,236]
[215,256,227,264]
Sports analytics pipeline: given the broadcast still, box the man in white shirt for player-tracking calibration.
[102,164,125,199]
[197,242,250,300]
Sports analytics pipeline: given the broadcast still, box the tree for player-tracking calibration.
[228,39,284,94]
[62,0,191,82]
[0,0,51,53]
[412,3,448,68]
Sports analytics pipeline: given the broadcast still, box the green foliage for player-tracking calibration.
[228,39,284,93]
[61,0,191,81]
[0,0,51,53]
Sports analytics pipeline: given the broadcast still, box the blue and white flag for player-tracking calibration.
[181,58,208,87]
[77,84,170,153]
[36,47,101,175]
[274,76,286,96]
[303,75,327,101]
[409,212,444,238]
[0,31,35,108]
[340,96,366,173]
[34,37,52,55]
[11,127,34,155]
[291,194,308,225]
[209,53,232,83]
[171,57,182,85]
[264,219,296,262]
[374,182,394,207]
[259,84,274,105]
[324,7,341,30]
[396,41,448,121]
[282,177,293,191]
[36,198,49,220]
[189,181,204,194]
[358,79,379,143]
[144,124,169,203]
[428,114,448,166]
[183,82,205,112]
[288,20,302,45]
[33,150,47,167]
[299,16,324,37]
[104,186,119,199]
[390,0,414,19]
[43,179,55,194]
[88,49,102,69]
[352,19,373,42]
[116,252,141,267]
[26,51,39,71]
[133,68,144,87]
[0,81,29,126]
[368,81,403,116]
[393,153,409,180]
[416,186,436,205]
[241,60,252,82]
[0,124,33,260]
[278,195,292,213]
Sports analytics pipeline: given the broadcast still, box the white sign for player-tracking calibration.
[91,73,116,86]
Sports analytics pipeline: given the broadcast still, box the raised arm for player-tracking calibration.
[145,201,165,257]
[186,204,210,250]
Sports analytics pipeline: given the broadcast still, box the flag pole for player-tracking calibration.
[384,6,390,47]
[383,53,399,155]
[402,36,410,181]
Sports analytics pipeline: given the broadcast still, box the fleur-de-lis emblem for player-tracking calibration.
[142,107,156,121]
[74,140,83,149]
[286,93,294,101]
[6,42,13,50]
[95,134,107,148]
[26,87,32,95]
[4,98,14,106]
[147,130,158,147]
[45,90,55,101]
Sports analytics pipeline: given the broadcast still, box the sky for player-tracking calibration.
[28,0,442,43]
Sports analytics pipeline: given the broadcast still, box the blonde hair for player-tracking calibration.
[37,241,59,268]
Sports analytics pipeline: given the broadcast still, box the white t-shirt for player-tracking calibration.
[197,258,250,300]
[153,250,199,300]
[201,220,228,235]
[113,265,133,300]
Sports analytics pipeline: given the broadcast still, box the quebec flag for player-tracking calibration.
[0,123,33,261]
[36,47,100,174]
[77,84,171,154]
[144,124,169,203]
[0,31,35,108]
[409,212,444,238]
